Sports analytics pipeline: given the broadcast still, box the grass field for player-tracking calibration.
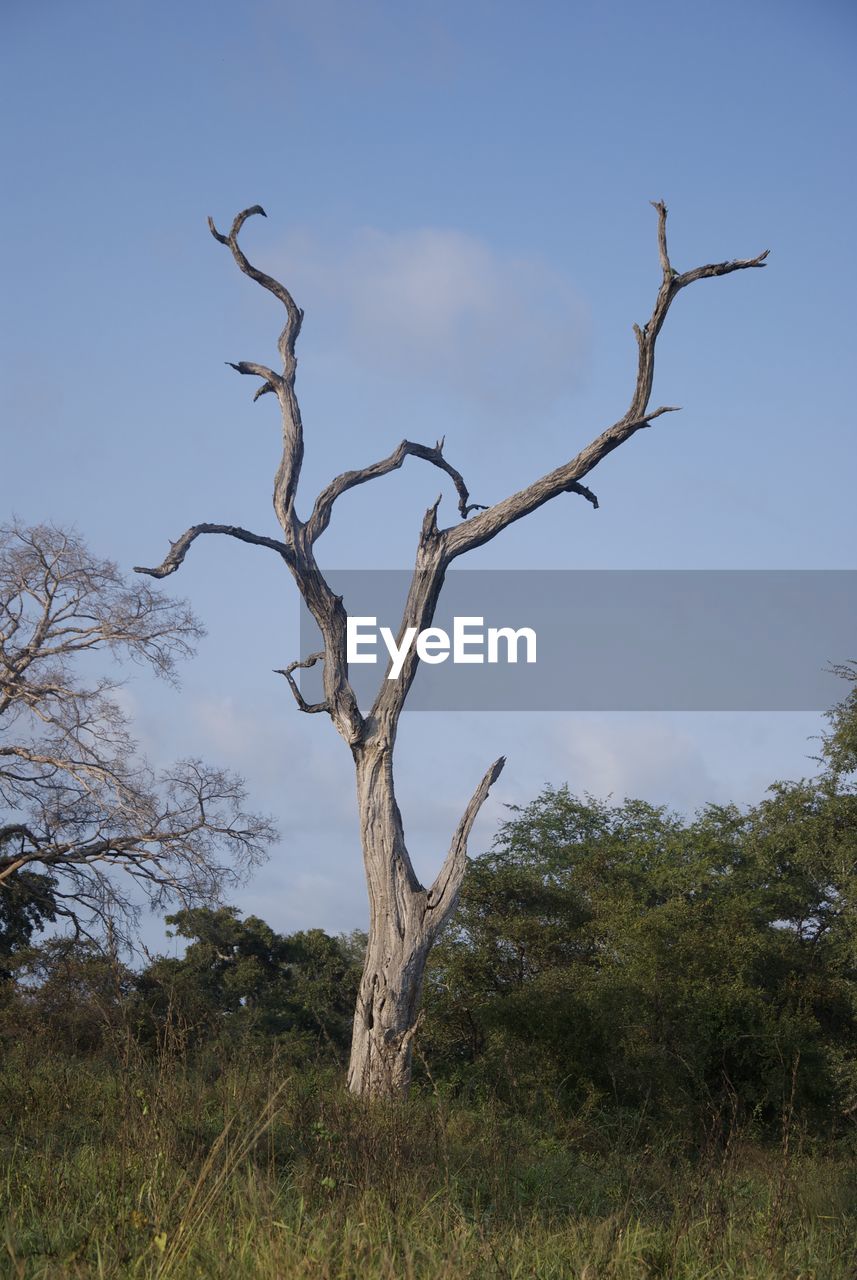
[2,1037,855,1280]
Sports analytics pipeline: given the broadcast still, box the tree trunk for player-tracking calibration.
[346,911,430,1097]
[346,742,431,1098]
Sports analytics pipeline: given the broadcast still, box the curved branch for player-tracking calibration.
[134,524,289,580]
[565,480,599,509]
[208,205,306,521]
[307,438,486,544]
[208,205,303,371]
[425,755,505,932]
[274,651,329,715]
[226,361,281,398]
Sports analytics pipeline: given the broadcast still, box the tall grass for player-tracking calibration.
[1,1034,855,1279]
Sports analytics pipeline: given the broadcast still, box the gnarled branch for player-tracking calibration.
[208,204,306,520]
[134,524,289,580]
[565,480,599,509]
[307,438,486,544]
[274,651,329,715]
[369,203,765,734]
[208,205,303,373]
[226,360,281,397]
[132,199,768,1098]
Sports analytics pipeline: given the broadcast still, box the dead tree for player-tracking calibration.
[1,521,274,941]
[136,202,767,1097]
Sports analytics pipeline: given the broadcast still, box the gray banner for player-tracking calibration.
[298,570,856,711]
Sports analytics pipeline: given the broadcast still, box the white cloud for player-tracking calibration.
[544,712,821,814]
[547,716,717,810]
[277,226,588,416]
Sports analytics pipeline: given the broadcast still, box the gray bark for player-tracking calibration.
[135,201,767,1097]
[346,743,504,1095]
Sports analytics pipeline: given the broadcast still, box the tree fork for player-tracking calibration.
[346,744,504,1096]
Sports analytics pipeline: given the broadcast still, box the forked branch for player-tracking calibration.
[137,202,767,751]
[369,202,766,731]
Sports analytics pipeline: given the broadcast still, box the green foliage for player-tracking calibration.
[2,668,856,1274]
[1,936,135,1054]
[821,660,857,777]
[0,869,57,980]
[423,781,857,1127]
[133,907,363,1057]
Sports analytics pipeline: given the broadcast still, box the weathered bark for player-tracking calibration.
[347,746,430,1095]
[345,743,505,1096]
[135,201,767,1098]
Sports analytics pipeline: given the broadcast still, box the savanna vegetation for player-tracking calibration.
[1,664,856,1277]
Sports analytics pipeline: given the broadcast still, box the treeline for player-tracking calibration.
[423,782,857,1129]
[2,520,855,1143]
[429,670,857,1131]
[3,669,856,1139]
[0,911,364,1060]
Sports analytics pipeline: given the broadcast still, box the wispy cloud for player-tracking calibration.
[277,226,588,417]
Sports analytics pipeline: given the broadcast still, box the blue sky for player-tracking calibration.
[2,0,855,944]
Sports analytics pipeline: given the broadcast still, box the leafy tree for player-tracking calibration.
[3,935,135,1054]
[135,907,362,1054]
[0,868,56,981]
[745,784,857,1118]
[821,661,857,779]
[424,785,856,1125]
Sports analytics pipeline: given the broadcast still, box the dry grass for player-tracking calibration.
[1,1038,855,1279]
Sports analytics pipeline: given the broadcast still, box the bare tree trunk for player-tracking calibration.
[346,912,430,1097]
[344,744,506,1097]
[346,744,430,1097]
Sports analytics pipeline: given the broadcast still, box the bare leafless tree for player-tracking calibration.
[136,202,767,1097]
[0,521,275,941]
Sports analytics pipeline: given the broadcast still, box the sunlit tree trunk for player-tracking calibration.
[346,744,432,1096]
